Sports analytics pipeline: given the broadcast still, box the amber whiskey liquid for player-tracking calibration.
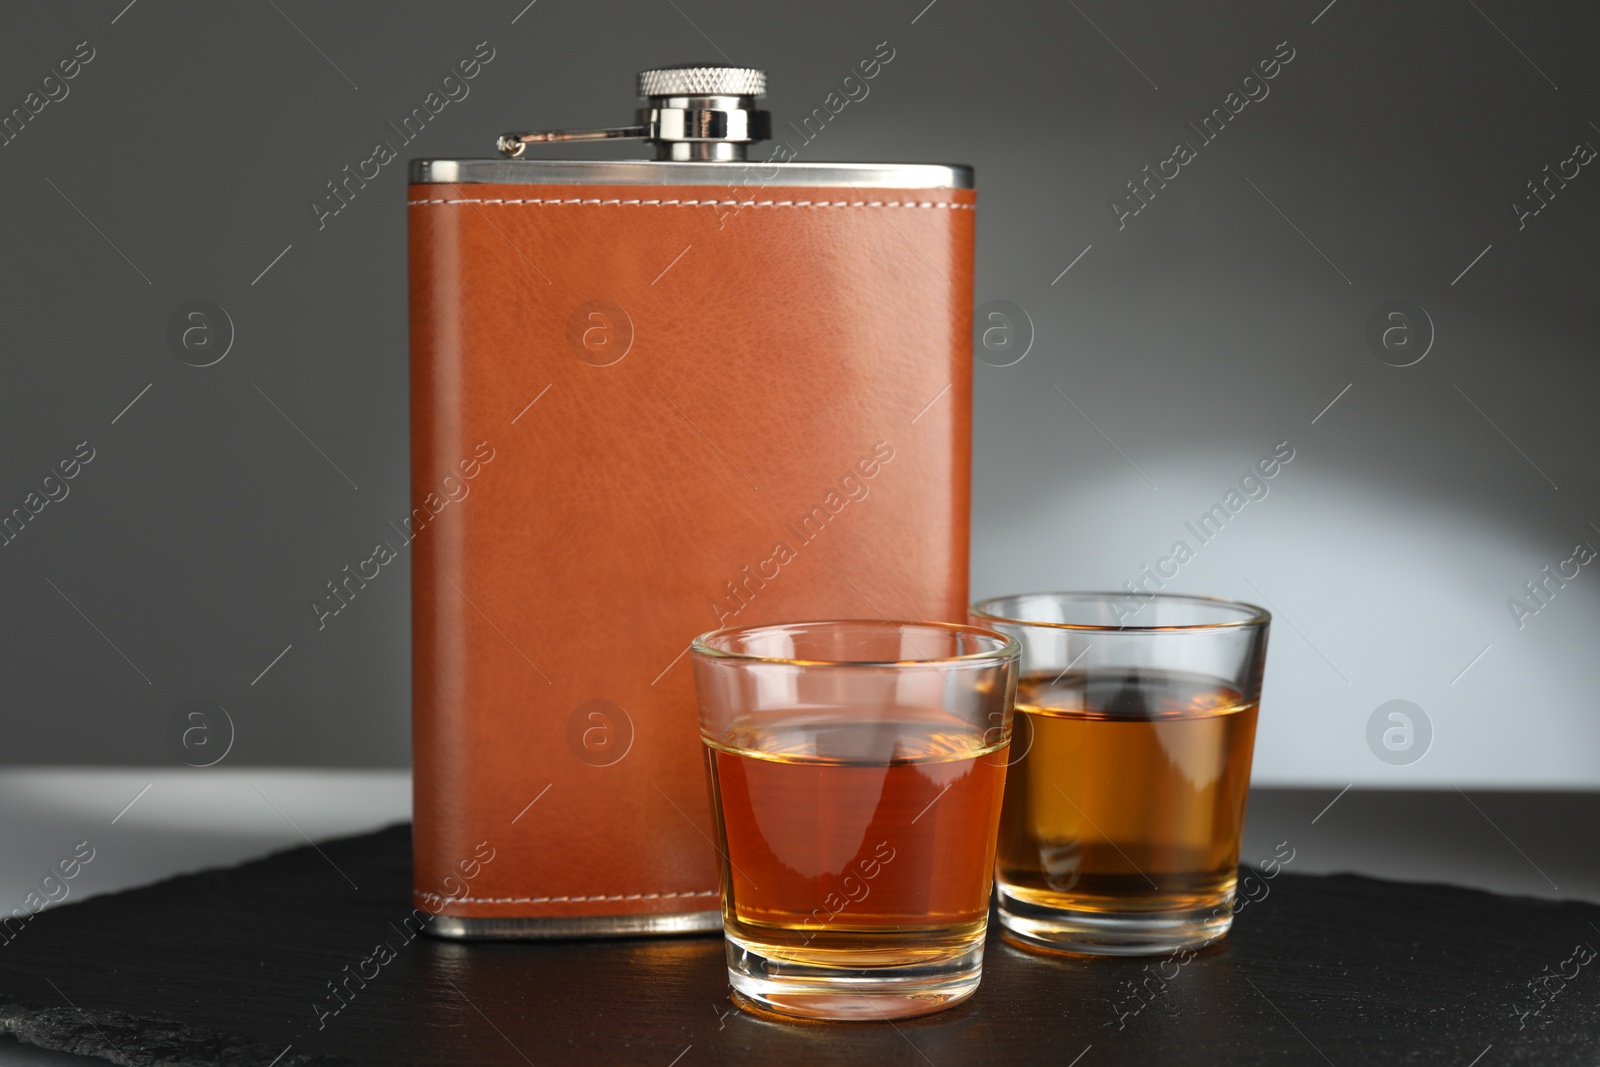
[995,668,1257,953]
[704,709,1007,1017]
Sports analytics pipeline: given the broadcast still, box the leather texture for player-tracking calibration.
[409,179,976,921]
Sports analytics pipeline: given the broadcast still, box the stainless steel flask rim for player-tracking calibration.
[410,158,971,189]
[415,63,971,189]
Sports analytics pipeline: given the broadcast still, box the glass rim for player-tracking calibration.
[690,618,1022,668]
[971,591,1270,633]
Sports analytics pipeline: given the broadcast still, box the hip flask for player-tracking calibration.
[409,64,976,938]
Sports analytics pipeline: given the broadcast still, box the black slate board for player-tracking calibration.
[2,825,1598,1066]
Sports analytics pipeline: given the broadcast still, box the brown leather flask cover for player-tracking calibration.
[409,178,975,925]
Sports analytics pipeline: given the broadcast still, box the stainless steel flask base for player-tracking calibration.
[426,910,723,940]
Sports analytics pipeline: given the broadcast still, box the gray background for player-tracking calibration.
[0,0,1595,786]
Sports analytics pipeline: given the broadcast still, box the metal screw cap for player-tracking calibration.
[637,65,766,98]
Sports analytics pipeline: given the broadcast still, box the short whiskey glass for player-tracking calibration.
[691,620,1020,1021]
[971,593,1270,956]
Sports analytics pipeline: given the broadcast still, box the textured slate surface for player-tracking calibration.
[1,825,1597,1066]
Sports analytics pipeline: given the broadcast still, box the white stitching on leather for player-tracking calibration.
[406,197,973,209]
[414,889,721,903]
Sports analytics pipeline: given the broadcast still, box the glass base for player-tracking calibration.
[724,934,984,1021]
[996,884,1232,956]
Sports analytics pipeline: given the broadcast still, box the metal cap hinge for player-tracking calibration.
[497,64,770,162]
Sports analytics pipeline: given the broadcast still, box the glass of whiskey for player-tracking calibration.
[691,619,1020,1021]
[970,593,1270,956]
